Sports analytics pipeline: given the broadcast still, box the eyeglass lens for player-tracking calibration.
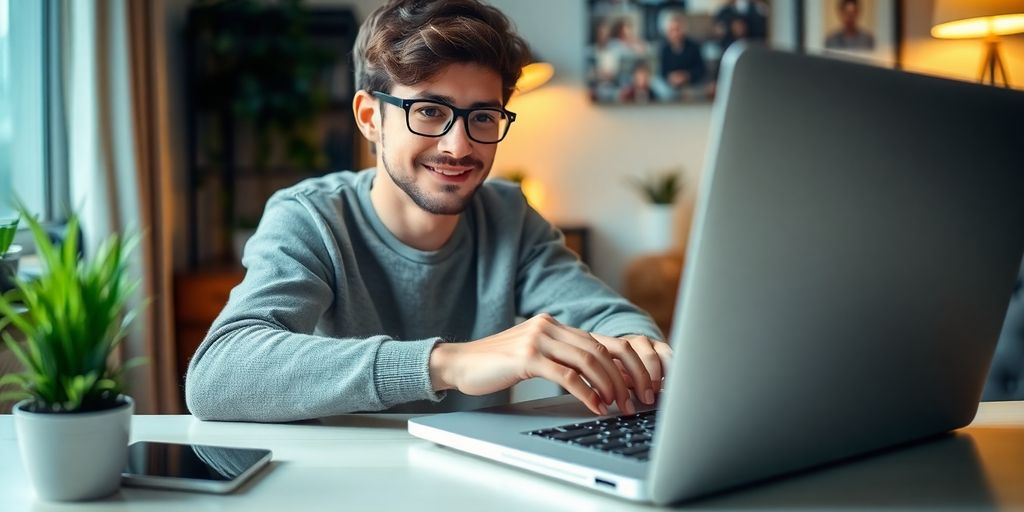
[407,101,510,143]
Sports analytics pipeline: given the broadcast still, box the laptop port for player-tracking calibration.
[594,477,617,489]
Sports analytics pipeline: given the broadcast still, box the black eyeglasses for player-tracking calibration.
[372,91,516,144]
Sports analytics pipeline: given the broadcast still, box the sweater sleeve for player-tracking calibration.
[514,203,664,341]
[184,194,442,422]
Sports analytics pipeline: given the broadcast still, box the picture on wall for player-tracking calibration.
[801,0,901,68]
[586,0,772,104]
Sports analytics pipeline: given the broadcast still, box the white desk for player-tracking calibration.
[2,401,1024,511]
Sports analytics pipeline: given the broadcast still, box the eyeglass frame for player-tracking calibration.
[371,91,517,144]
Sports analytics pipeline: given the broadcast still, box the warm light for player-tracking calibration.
[515,62,554,96]
[520,177,546,212]
[932,14,1024,38]
[931,0,1024,39]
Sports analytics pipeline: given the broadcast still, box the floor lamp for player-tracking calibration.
[931,0,1024,87]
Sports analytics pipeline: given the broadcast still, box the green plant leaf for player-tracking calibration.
[0,201,148,410]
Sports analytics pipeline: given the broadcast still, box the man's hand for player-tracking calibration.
[428,314,671,416]
[589,333,673,395]
[668,70,690,87]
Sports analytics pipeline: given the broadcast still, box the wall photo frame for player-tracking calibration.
[586,0,773,104]
[800,0,902,68]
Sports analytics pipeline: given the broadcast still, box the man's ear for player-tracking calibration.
[353,90,381,143]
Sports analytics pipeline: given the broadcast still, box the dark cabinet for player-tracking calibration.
[184,5,360,267]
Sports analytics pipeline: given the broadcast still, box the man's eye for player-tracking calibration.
[472,112,497,124]
[416,107,445,118]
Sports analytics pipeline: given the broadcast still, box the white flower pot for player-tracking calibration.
[13,396,134,501]
[641,204,675,253]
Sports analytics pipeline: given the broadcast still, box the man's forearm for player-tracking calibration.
[185,321,441,422]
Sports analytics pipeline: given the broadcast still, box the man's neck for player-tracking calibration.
[370,168,461,251]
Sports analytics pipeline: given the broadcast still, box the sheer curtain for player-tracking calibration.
[65,0,178,413]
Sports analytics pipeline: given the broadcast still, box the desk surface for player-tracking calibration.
[2,402,1024,511]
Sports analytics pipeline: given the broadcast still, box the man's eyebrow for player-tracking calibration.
[417,92,503,109]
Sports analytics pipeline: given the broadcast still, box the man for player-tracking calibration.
[659,13,706,91]
[185,0,671,423]
[825,0,875,51]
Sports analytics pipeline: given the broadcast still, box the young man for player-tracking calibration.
[185,0,671,423]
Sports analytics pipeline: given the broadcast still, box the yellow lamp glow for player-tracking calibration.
[931,13,1024,39]
[931,0,1024,86]
[515,61,554,96]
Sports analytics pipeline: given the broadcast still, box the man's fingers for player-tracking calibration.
[624,336,664,393]
[528,359,607,416]
[549,328,632,412]
[653,341,673,386]
[590,332,655,406]
[538,335,620,408]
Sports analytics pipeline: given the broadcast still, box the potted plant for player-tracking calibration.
[0,215,20,291]
[0,205,145,501]
[630,169,684,253]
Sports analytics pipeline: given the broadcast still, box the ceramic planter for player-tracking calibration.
[13,396,134,501]
[641,204,675,253]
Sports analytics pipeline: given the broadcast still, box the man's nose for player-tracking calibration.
[437,116,474,158]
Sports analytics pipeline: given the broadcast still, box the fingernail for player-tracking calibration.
[645,389,655,404]
[625,398,636,415]
[599,403,608,416]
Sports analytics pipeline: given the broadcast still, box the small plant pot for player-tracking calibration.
[641,204,675,253]
[13,396,134,501]
[0,243,22,292]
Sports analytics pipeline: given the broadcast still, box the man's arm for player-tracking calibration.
[515,206,663,340]
[184,194,442,422]
[425,199,672,416]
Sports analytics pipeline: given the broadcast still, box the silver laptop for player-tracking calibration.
[408,44,1024,505]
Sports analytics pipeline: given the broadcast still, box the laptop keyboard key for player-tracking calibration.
[525,410,658,461]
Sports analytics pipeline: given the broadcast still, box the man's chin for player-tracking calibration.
[415,193,474,216]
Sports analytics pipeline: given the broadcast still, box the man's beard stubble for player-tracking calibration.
[379,129,486,216]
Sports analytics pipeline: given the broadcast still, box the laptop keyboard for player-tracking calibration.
[524,410,657,461]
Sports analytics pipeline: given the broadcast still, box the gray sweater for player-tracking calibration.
[185,169,662,422]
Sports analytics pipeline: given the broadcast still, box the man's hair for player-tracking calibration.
[354,0,531,105]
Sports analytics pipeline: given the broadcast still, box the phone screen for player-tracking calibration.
[124,442,271,482]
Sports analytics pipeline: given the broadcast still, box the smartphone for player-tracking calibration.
[122,441,273,494]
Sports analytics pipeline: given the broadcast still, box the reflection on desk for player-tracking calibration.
[1,401,1022,511]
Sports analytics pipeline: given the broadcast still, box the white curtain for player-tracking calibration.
[66,0,179,414]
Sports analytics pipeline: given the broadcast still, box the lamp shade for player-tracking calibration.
[932,0,1024,39]
[516,61,555,95]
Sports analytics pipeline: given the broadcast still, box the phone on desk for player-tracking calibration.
[122,441,272,494]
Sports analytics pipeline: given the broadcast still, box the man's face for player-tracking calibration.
[378,63,503,216]
[840,2,860,30]
[666,18,685,45]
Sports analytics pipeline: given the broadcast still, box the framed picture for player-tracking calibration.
[800,0,902,68]
[586,0,773,104]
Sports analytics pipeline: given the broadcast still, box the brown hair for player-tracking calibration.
[354,0,530,105]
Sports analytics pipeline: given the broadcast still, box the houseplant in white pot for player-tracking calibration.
[0,215,20,292]
[631,169,683,253]
[0,205,145,501]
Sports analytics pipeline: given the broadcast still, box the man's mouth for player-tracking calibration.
[424,164,472,177]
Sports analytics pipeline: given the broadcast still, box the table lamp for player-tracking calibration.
[931,0,1024,87]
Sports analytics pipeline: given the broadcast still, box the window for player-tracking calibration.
[0,0,65,222]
